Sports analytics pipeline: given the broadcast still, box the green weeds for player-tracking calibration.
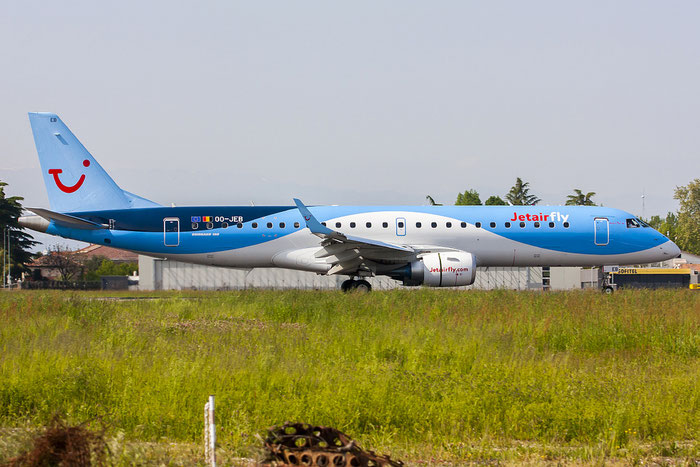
[0,289,698,464]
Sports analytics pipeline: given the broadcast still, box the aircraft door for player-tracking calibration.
[164,217,180,247]
[396,217,406,236]
[594,218,609,246]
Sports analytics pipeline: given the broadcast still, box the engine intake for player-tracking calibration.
[402,251,476,287]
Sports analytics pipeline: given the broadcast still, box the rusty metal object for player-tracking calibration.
[264,422,403,467]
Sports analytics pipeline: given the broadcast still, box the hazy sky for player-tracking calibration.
[1,1,698,247]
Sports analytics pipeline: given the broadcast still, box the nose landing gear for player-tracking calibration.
[341,278,372,292]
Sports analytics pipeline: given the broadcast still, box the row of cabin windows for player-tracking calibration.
[193,220,571,230]
[321,221,570,229]
[245,221,301,229]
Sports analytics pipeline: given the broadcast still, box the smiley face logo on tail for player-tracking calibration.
[48,159,90,193]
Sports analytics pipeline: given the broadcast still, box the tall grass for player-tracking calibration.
[0,289,699,462]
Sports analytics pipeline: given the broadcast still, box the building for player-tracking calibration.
[27,244,138,281]
[138,251,700,291]
[138,255,544,291]
[74,244,139,263]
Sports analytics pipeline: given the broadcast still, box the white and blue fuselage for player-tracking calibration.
[40,205,677,270]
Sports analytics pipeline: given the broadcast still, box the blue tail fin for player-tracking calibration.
[28,112,160,213]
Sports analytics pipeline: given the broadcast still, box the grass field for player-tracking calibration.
[1,289,699,465]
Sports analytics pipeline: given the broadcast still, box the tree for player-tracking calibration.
[505,178,540,206]
[674,179,700,255]
[81,255,108,280]
[0,180,38,280]
[455,190,482,206]
[647,212,678,241]
[425,195,442,206]
[83,258,138,280]
[484,195,507,206]
[566,189,597,206]
[41,245,84,281]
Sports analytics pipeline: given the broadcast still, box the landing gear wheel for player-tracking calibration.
[341,280,354,292]
[603,286,614,294]
[354,280,372,293]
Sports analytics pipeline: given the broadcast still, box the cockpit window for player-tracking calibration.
[626,218,640,228]
[638,219,650,227]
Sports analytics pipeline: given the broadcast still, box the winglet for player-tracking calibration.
[293,198,334,236]
[293,198,414,253]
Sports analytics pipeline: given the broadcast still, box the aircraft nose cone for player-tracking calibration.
[661,240,681,258]
[669,241,681,258]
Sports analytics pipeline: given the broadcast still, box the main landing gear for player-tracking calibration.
[341,278,372,292]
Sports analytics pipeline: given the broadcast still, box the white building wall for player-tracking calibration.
[138,256,544,291]
[549,267,584,290]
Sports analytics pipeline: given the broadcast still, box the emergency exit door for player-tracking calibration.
[594,218,609,246]
[164,218,180,246]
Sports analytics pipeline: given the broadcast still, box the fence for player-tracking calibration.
[20,280,101,290]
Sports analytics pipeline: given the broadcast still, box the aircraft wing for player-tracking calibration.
[293,198,415,275]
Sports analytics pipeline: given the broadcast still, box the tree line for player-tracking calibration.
[437,177,596,207]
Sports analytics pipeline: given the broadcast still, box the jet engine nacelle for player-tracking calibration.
[405,251,476,287]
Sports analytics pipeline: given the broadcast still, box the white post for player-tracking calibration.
[204,395,216,467]
[6,229,10,287]
[2,229,6,288]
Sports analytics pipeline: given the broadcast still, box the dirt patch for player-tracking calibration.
[4,418,107,467]
[168,318,304,332]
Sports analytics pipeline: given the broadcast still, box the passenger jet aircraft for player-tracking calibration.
[19,113,680,291]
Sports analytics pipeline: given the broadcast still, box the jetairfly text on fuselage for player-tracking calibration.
[510,211,570,223]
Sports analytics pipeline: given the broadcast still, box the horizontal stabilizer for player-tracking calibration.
[28,207,106,230]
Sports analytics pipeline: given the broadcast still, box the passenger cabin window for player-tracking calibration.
[461,222,467,228]
[563,222,570,228]
[267,222,273,228]
[505,222,511,228]
[321,222,326,226]
[207,222,214,229]
[252,222,258,228]
[366,222,372,228]
[192,222,199,230]
[519,222,525,228]
[350,222,356,228]
[335,222,342,228]
[475,222,481,228]
[431,222,437,228]
[416,222,422,228]
[398,221,404,228]
[534,222,540,228]
[626,218,641,228]
[279,222,285,228]
[237,223,243,228]
[222,222,228,229]
[490,222,496,228]
[548,222,555,228]
[446,222,452,228]
[382,222,388,228]
[294,222,300,228]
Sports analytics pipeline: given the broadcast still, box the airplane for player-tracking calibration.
[19,112,681,292]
